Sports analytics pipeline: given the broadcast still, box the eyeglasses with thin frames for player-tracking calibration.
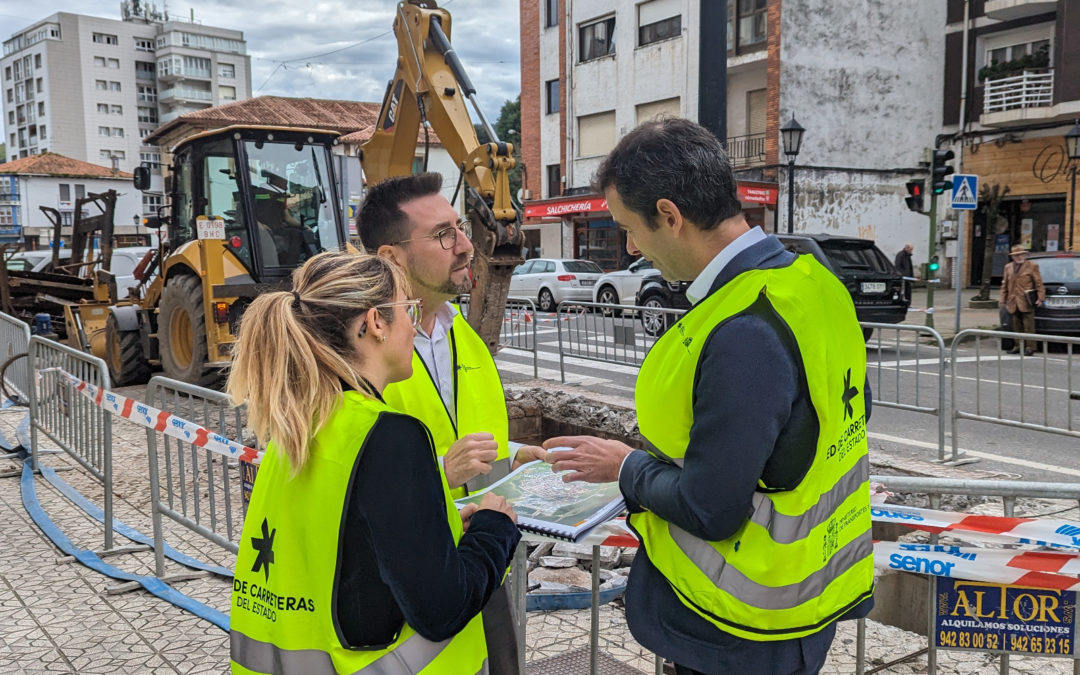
[391,218,472,250]
[373,298,423,330]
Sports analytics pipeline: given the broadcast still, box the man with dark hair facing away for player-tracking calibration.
[544,118,875,674]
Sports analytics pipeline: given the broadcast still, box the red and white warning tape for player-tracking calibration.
[875,541,1080,591]
[37,367,262,465]
[870,502,1080,551]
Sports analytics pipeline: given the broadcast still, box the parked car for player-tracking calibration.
[632,233,907,339]
[636,276,692,336]
[5,246,152,299]
[778,234,908,339]
[998,251,1080,343]
[6,249,72,272]
[593,257,660,313]
[509,258,604,312]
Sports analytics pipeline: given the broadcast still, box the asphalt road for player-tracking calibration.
[495,311,1080,484]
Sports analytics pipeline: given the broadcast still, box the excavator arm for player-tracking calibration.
[361,0,524,354]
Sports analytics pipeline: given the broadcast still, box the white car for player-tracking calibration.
[5,246,152,299]
[509,258,604,312]
[592,257,659,307]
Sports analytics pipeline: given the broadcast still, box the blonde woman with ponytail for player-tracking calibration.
[228,251,520,675]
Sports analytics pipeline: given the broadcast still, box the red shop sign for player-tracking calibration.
[738,185,777,205]
[524,197,608,219]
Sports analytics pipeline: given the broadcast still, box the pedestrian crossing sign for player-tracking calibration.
[950,174,978,210]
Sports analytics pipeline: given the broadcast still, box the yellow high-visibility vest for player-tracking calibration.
[631,254,874,641]
[230,391,488,674]
[383,309,508,498]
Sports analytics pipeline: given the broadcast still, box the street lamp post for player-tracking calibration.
[781,115,805,234]
[132,214,141,245]
[1066,120,1080,252]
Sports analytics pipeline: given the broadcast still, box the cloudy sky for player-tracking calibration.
[0,0,521,141]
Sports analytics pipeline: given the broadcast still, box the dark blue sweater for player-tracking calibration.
[619,236,873,673]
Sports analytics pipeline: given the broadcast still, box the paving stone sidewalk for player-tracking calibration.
[1,402,1078,674]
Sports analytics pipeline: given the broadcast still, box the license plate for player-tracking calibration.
[580,279,595,287]
[861,282,886,294]
[1044,296,1080,308]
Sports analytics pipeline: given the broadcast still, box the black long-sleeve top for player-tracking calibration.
[333,411,521,647]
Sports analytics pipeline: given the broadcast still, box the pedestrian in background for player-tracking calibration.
[894,243,915,301]
[544,118,875,675]
[999,244,1046,356]
[227,252,519,675]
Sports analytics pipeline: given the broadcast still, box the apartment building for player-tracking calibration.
[942,0,1079,284]
[520,0,945,271]
[1,1,251,224]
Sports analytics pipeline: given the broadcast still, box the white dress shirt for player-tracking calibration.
[414,301,458,420]
[684,226,767,305]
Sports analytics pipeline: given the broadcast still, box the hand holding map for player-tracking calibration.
[455,459,626,542]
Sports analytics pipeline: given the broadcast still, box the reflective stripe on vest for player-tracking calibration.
[231,631,490,675]
[230,392,488,673]
[630,254,874,641]
[382,310,508,498]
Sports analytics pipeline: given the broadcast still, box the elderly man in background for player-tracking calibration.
[999,244,1046,356]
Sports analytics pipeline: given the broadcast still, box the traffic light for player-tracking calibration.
[928,255,940,273]
[904,180,924,212]
[930,149,955,195]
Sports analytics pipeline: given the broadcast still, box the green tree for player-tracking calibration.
[475,96,522,203]
[0,142,6,164]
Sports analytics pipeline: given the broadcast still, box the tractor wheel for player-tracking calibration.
[105,313,151,386]
[159,275,220,388]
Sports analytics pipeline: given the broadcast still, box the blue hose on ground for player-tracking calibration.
[16,451,230,632]
[37,464,234,578]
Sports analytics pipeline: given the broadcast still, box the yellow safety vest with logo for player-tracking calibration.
[382,308,509,499]
[631,254,875,641]
[230,391,488,674]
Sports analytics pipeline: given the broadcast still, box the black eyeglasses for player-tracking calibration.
[392,218,472,250]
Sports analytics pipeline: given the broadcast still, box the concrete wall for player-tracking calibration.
[778,0,946,264]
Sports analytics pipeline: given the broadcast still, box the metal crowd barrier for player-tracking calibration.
[145,376,247,577]
[456,295,540,377]
[556,300,686,383]
[950,329,1080,463]
[27,335,115,549]
[863,322,947,460]
[0,311,31,404]
[501,298,539,379]
[864,474,1080,675]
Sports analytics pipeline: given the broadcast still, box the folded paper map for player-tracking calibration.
[455,459,626,542]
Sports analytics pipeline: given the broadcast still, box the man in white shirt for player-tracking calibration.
[358,173,543,674]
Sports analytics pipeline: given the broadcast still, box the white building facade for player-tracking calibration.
[1,3,251,188]
[520,0,945,271]
[0,154,141,249]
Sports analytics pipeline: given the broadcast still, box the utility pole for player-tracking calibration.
[926,190,938,329]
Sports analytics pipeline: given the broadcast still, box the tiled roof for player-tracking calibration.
[0,152,133,179]
[145,95,441,146]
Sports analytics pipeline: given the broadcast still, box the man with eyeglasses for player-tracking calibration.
[358,172,541,674]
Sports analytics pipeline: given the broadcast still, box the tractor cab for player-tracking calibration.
[155,125,347,282]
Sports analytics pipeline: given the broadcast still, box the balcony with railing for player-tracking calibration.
[980,68,1055,125]
[725,133,766,168]
[157,65,211,81]
[0,192,20,203]
[159,86,212,102]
